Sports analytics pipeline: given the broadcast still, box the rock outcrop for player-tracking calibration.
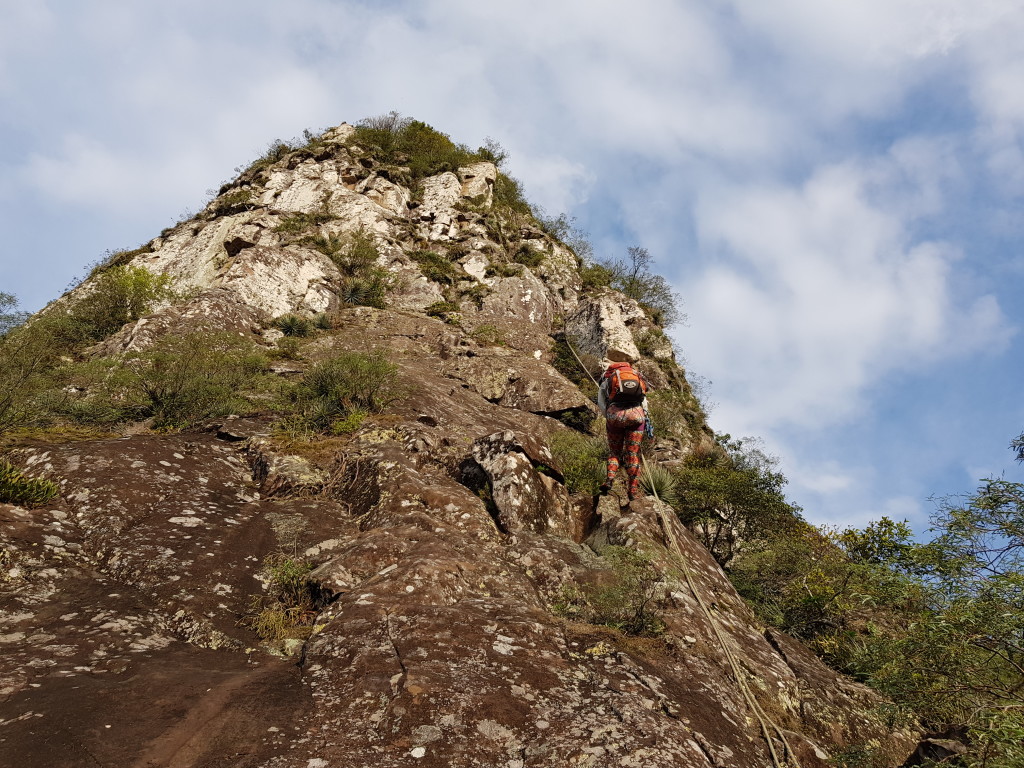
[0,122,922,767]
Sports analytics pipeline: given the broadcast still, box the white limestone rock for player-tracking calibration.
[417,172,462,240]
[220,246,337,318]
[564,293,647,363]
[458,162,497,205]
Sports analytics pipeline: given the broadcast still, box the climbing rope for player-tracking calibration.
[564,339,800,768]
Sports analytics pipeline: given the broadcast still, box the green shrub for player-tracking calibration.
[0,292,27,336]
[459,282,489,309]
[549,430,606,495]
[554,547,664,636]
[289,350,401,433]
[308,229,391,308]
[243,140,293,176]
[241,553,328,651]
[580,262,614,291]
[0,461,59,506]
[117,332,270,430]
[634,327,670,358]
[0,313,83,435]
[67,265,176,342]
[274,314,314,337]
[86,244,156,277]
[485,262,522,279]
[646,390,697,440]
[309,229,379,274]
[212,187,254,214]
[340,273,390,309]
[352,112,488,180]
[408,250,464,285]
[492,173,532,216]
[550,336,600,400]
[675,436,802,568]
[274,208,336,236]
[329,410,366,435]
[313,313,333,330]
[510,243,544,268]
[271,337,303,361]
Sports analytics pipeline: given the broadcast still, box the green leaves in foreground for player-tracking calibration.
[732,475,1024,767]
[0,461,59,507]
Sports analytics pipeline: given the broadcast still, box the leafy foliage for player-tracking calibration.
[549,430,606,495]
[274,208,336,236]
[408,249,465,286]
[734,458,1024,766]
[96,333,271,430]
[66,265,176,343]
[0,461,59,507]
[0,311,80,436]
[241,554,329,651]
[594,247,685,328]
[0,292,28,336]
[645,389,699,441]
[554,547,664,636]
[491,172,532,216]
[287,350,402,433]
[675,436,802,568]
[510,243,544,268]
[352,112,489,180]
[307,229,391,308]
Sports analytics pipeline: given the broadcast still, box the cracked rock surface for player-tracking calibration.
[2,122,922,767]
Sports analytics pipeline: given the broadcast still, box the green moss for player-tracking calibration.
[408,250,465,285]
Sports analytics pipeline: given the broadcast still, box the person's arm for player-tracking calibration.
[597,379,608,415]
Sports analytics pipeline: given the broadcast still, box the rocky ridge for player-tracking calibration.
[1,122,921,767]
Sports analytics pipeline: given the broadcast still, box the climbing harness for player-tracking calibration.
[563,338,801,768]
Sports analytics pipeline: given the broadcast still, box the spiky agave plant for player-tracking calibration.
[274,314,314,337]
[0,461,60,507]
[640,461,681,507]
[339,278,370,307]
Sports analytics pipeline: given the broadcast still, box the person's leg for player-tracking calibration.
[604,423,625,491]
[623,424,644,499]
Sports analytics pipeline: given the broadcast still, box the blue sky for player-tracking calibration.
[2,0,1022,531]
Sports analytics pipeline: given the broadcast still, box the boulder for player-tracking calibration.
[564,293,648,363]
[469,430,574,536]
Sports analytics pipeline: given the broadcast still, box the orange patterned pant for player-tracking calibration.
[605,404,646,498]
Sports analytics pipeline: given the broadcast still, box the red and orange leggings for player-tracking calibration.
[605,405,646,498]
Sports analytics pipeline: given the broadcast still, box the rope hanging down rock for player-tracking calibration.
[563,338,801,768]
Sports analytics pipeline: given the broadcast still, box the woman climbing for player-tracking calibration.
[596,357,650,501]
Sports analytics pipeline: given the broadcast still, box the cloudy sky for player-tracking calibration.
[2,0,1022,531]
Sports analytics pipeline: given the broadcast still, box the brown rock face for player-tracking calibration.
[1,123,921,767]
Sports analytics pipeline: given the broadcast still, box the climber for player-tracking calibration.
[597,357,650,500]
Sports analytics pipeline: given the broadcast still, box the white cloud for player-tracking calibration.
[685,155,1012,436]
[1,0,1023,533]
